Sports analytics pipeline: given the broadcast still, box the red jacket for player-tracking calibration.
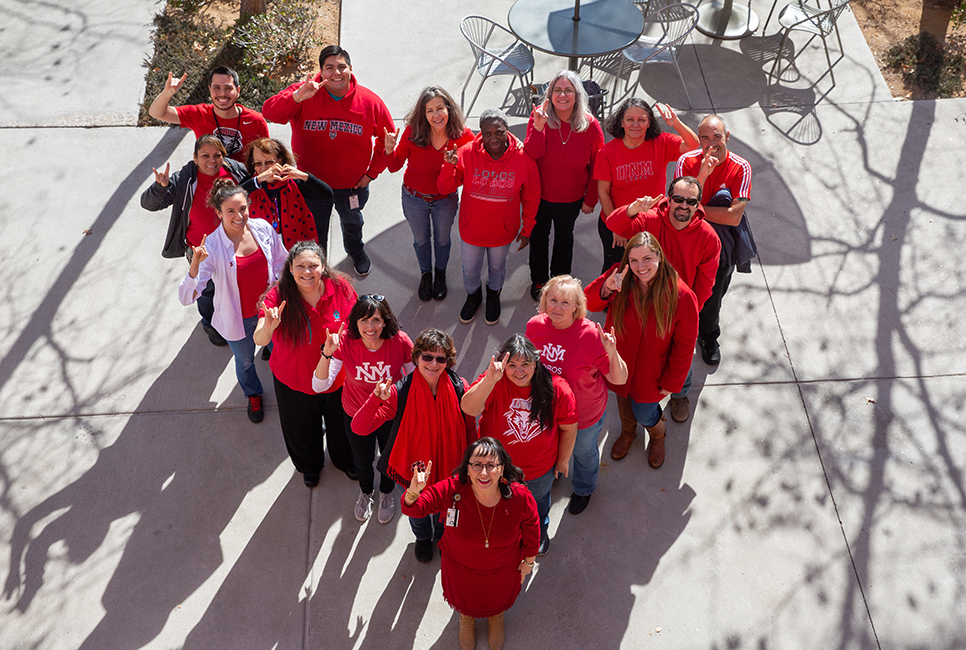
[585,267,698,403]
[605,197,721,310]
[262,75,394,189]
[438,132,541,247]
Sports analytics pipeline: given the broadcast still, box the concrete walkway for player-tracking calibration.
[1,0,964,648]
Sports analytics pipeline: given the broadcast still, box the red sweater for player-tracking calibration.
[585,268,698,403]
[605,197,721,309]
[385,125,474,196]
[438,132,541,247]
[262,76,394,189]
[523,111,604,206]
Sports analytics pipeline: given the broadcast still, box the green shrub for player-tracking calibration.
[885,32,966,97]
[233,0,322,78]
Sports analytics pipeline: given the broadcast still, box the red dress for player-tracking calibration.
[401,476,539,617]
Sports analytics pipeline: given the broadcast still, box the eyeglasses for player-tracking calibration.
[670,195,699,206]
[552,87,576,95]
[420,353,448,365]
[358,294,385,302]
[468,462,503,473]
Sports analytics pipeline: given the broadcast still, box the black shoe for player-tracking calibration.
[261,346,271,360]
[417,271,433,301]
[202,322,229,347]
[568,492,591,515]
[460,289,484,324]
[484,286,501,325]
[538,530,551,556]
[352,252,371,277]
[414,538,434,563]
[247,395,264,423]
[701,339,721,365]
[303,472,320,488]
[433,267,447,301]
[529,282,544,301]
[344,469,358,481]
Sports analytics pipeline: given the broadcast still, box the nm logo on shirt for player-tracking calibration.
[614,160,654,181]
[504,398,542,444]
[355,362,392,383]
[540,343,565,363]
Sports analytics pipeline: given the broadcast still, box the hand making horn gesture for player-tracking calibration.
[628,195,662,217]
[604,264,629,295]
[485,352,511,383]
[532,100,550,131]
[443,143,458,166]
[152,162,171,187]
[407,460,433,495]
[597,322,618,354]
[372,379,392,401]
[187,234,209,279]
[383,127,398,155]
[263,300,287,331]
[163,72,187,96]
[321,322,345,358]
[294,73,322,103]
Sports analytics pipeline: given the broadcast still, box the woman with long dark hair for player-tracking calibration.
[401,438,538,650]
[253,240,357,487]
[460,335,577,555]
[585,232,698,468]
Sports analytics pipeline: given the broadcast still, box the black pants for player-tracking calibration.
[529,198,582,285]
[273,377,353,474]
[699,258,734,345]
[597,215,625,274]
[343,413,396,495]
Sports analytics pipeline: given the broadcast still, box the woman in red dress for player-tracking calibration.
[402,438,538,650]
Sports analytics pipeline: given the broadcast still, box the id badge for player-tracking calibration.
[348,193,360,210]
[446,507,459,527]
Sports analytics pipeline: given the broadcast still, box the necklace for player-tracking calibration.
[559,122,572,146]
[475,497,497,548]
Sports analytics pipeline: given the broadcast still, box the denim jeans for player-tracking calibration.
[225,315,262,397]
[630,399,663,428]
[526,468,556,536]
[461,241,512,293]
[400,484,445,541]
[318,186,368,259]
[571,413,604,496]
[671,365,693,399]
[401,186,458,273]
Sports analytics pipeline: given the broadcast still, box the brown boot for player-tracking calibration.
[459,613,476,650]
[669,396,690,423]
[487,612,505,650]
[646,416,667,469]
[611,395,639,460]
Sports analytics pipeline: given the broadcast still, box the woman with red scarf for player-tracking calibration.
[351,328,476,563]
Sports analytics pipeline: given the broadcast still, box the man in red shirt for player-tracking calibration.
[148,66,269,162]
[262,45,395,277]
[675,115,756,367]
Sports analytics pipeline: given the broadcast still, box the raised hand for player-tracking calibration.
[279,164,308,182]
[604,264,629,294]
[152,163,171,187]
[700,147,719,176]
[486,352,510,382]
[628,195,662,217]
[164,72,187,95]
[322,322,345,357]
[443,144,458,166]
[263,300,286,330]
[655,102,677,125]
[257,163,284,184]
[383,127,398,155]
[597,322,618,354]
[532,100,550,131]
[294,73,321,102]
[408,460,432,495]
[373,379,392,401]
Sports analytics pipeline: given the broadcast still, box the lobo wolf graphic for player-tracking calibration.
[504,398,542,444]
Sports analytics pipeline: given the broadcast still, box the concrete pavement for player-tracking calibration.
[1,0,964,648]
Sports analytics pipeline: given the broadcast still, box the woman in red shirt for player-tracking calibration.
[313,295,414,524]
[461,335,577,556]
[585,232,699,468]
[402,438,538,650]
[253,240,357,487]
[384,86,473,302]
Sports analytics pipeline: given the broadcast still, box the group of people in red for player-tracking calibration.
[140,42,757,650]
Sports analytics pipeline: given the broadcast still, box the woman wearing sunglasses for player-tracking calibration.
[313,294,414,524]
[401,438,538,650]
[352,328,476,562]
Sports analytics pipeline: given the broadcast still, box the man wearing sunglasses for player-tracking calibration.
[604,176,720,422]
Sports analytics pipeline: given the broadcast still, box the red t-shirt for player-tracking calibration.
[474,373,577,479]
[235,244,268,319]
[334,332,414,415]
[385,125,474,196]
[523,111,605,206]
[593,132,683,209]
[176,103,270,162]
[186,168,232,247]
[675,149,752,203]
[260,278,356,394]
[525,314,611,428]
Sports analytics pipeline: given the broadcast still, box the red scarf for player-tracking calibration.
[388,371,468,487]
[249,181,318,248]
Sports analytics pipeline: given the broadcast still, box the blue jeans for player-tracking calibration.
[401,186,458,273]
[319,187,368,258]
[400,484,445,541]
[571,413,604,497]
[461,241,512,293]
[630,399,663,428]
[225,315,263,397]
[526,468,555,536]
[671,366,693,399]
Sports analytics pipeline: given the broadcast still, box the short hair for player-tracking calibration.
[347,295,401,340]
[194,133,227,157]
[454,438,527,496]
[208,66,240,87]
[244,137,296,175]
[668,175,702,197]
[542,70,591,133]
[605,97,662,140]
[479,108,509,130]
[538,275,588,321]
[411,328,457,369]
[405,86,466,147]
[207,178,248,212]
[319,45,351,68]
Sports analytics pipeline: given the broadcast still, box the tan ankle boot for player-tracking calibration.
[611,395,639,460]
[646,416,667,469]
[487,612,505,650]
[459,613,476,650]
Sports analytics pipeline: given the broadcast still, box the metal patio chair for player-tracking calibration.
[618,3,699,107]
[767,0,853,84]
[459,15,535,115]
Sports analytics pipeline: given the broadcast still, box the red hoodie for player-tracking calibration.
[262,75,394,190]
[605,196,721,310]
[438,132,541,248]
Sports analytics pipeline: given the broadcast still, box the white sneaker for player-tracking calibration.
[377,491,396,524]
[354,491,373,522]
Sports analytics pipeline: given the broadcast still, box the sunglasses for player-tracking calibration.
[358,294,385,302]
[420,353,448,365]
[670,195,699,206]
